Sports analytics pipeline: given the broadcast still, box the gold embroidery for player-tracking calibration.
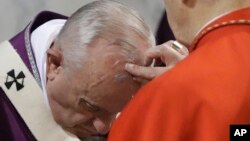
[191,19,250,50]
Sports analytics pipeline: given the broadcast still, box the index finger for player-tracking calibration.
[125,63,169,80]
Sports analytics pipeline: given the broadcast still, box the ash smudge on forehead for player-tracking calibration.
[114,73,128,82]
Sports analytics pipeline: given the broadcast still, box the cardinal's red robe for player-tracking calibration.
[108,7,250,141]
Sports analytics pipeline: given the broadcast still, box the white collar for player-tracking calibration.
[31,19,66,107]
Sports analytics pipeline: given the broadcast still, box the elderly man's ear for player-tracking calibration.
[47,46,63,81]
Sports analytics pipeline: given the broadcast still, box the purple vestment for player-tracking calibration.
[0,11,67,141]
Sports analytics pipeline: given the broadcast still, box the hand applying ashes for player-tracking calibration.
[125,40,189,82]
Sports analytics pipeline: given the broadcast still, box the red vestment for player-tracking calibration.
[108,7,250,141]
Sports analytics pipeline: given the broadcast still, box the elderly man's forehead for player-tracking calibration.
[113,72,134,84]
[87,38,145,63]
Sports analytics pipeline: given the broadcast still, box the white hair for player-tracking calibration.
[55,0,155,73]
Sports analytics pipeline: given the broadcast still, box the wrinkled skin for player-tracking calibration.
[46,38,147,138]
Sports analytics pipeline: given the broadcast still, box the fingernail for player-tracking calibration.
[125,63,133,69]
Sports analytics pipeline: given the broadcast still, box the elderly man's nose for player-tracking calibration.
[93,118,111,135]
